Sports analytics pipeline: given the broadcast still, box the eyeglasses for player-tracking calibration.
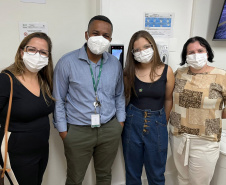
[132,44,152,54]
[25,46,49,58]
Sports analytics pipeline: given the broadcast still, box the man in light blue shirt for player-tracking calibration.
[53,15,125,185]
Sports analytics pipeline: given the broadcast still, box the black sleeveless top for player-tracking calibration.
[130,64,168,110]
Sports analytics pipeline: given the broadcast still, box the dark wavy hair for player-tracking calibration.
[180,36,214,66]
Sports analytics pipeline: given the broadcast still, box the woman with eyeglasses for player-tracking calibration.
[0,32,54,185]
[122,30,175,185]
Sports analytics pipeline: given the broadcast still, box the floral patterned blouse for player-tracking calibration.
[169,67,226,141]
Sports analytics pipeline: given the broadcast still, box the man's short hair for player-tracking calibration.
[88,15,113,32]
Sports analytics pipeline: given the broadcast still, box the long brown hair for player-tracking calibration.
[4,32,54,104]
[124,30,164,99]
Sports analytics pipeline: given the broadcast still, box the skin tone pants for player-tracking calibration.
[169,133,220,185]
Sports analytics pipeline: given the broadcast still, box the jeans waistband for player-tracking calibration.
[127,104,165,116]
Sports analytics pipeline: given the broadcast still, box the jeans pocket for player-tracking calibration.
[156,120,167,127]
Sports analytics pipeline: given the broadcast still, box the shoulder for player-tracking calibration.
[166,65,174,77]
[56,45,88,68]
[175,66,188,76]
[211,68,226,89]
[156,64,166,76]
[54,49,80,73]
[210,67,226,76]
[58,50,79,64]
[165,64,172,73]
[0,71,12,93]
[0,70,14,82]
[165,65,175,82]
[176,66,188,72]
[0,72,10,82]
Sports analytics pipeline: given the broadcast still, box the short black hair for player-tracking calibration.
[88,15,113,32]
[180,36,214,66]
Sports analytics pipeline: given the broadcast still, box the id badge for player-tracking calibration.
[91,114,100,128]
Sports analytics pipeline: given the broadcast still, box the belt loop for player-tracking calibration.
[160,107,164,115]
[158,110,161,116]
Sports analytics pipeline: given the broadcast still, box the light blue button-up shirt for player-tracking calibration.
[53,44,126,132]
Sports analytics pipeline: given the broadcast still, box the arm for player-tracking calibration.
[164,66,175,122]
[0,73,11,113]
[52,59,70,139]
[222,108,226,119]
[222,75,226,119]
[115,66,126,127]
[123,74,130,106]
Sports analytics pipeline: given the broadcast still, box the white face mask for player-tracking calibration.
[23,52,48,73]
[186,53,208,69]
[87,35,111,55]
[133,48,154,63]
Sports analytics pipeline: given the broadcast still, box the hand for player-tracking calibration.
[59,131,67,140]
[119,122,124,127]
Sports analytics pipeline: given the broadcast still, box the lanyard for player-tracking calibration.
[89,59,103,95]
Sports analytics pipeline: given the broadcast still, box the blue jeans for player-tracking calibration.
[122,104,168,185]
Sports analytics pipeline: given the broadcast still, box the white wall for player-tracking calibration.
[100,0,193,72]
[0,0,97,184]
[190,0,226,70]
[1,0,226,184]
[0,0,97,70]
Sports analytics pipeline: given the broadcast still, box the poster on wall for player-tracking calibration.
[19,22,48,41]
[144,13,174,38]
[20,0,46,4]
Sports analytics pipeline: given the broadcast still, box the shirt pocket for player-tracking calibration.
[100,75,117,97]
[69,73,94,96]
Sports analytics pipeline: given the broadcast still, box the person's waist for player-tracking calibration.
[67,115,116,127]
[127,103,165,115]
[170,130,218,142]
